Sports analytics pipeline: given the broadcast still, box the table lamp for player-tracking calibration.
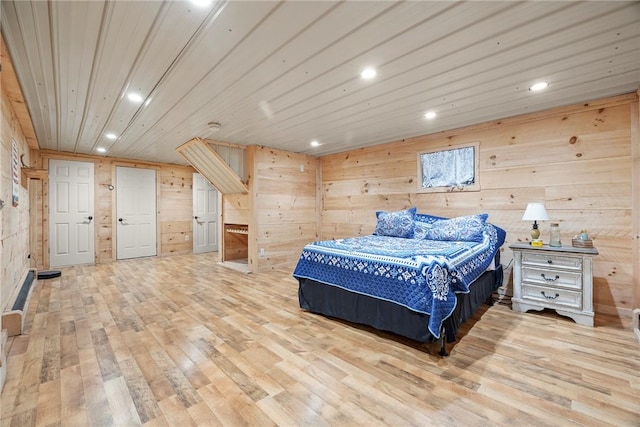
[522,202,549,240]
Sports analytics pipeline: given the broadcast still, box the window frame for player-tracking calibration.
[416,141,480,193]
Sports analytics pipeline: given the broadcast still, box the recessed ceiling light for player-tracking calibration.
[529,81,549,92]
[127,92,143,103]
[360,68,377,80]
[190,0,213,7]
[96,147,107,153]
[310,140,321,147]
[105,133,117,140]
[424,111,437,120]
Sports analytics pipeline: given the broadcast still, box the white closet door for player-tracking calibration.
[116,167,157,260]
[49,159,95,267]
[193,173,219,254]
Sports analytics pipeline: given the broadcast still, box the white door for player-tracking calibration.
[193,173,218,253]
[49,159,95,267]
[116,167,157,260]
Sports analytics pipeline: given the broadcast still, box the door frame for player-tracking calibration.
[111,163,160,260]
[41,155,96,269]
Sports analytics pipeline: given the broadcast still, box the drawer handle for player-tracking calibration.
[541,273,560,282]
[541,291,560,300]
[547,259,553,264]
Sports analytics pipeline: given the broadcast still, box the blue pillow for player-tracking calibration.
[422,213,488,242]
[414,213,448,239]
[374,207,417,238]
[413,221,431,240]
[414,213,447,224]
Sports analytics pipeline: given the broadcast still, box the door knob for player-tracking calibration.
[88,216,93,221]
[118,218,124,222]
[194,216,199,220]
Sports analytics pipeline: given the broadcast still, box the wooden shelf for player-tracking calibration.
[226,228,248,235]
[22,168,47,180]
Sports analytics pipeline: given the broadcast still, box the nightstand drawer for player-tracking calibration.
[522,252,582,271]
[521,266,582,290]
[521,284,582,310]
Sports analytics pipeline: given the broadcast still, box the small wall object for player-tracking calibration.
[12,139,20,206]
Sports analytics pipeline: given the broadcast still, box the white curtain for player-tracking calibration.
[421,146,475,188]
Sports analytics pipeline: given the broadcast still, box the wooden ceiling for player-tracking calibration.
[2,1,639,165]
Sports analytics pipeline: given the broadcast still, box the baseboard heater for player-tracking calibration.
[2,269,37,337]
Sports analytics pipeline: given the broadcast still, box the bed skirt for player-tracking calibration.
[298,265,503,343]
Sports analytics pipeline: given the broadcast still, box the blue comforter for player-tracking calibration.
[293,224,505,338]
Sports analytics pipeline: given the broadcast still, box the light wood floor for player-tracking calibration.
[2,253,639,426]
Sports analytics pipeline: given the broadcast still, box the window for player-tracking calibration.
[417,142,480,193]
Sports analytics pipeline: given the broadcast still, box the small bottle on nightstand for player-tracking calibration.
[549,223,562,247]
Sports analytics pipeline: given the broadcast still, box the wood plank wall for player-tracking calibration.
[158,165,194,256]
[223,193,250,225]
[2,34,41,388]
[320,93,638,319]
[249,146,318,272]
[31,151,195,267]
[0,89,31,313]
[632,92,640,313]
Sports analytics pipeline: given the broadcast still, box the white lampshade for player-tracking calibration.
[522,203,549,221]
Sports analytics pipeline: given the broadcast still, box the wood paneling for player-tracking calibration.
[250,146,318,272]
[320,94,638,319]
[1,65,33,393]
[1,85,31,314]
[158,167,194,256]
[223,193,249,225]
[632,94,640,312]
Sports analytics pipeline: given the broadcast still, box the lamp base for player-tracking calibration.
[530,228,540,240]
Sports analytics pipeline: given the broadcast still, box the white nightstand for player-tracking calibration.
[510,242,598,326]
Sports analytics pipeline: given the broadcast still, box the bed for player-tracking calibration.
[293,209,506,355]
